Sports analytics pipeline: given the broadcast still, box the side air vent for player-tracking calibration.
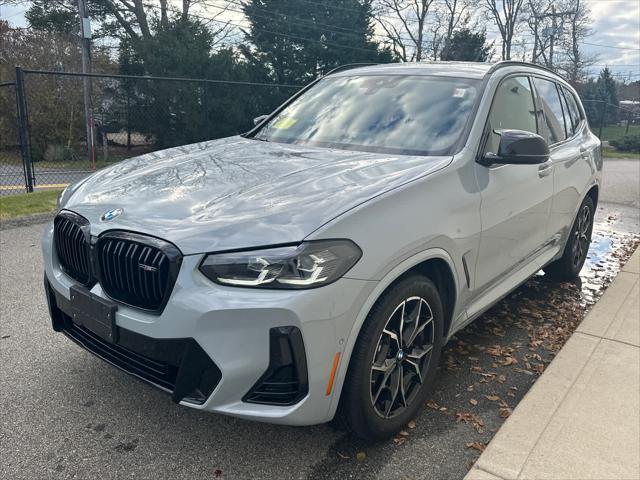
[243,326,309,406]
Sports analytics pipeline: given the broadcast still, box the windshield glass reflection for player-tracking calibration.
[254,75,479,156]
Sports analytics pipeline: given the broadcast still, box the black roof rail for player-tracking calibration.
[323,63,379,77]
[488,60,566,80]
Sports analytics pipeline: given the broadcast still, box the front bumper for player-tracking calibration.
[42,222,376,425]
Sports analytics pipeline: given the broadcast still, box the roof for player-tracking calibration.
[329,61,560,81]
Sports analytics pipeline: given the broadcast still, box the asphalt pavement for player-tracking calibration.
[1,159,638,480]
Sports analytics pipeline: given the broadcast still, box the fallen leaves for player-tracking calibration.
[426,400,439,410]
[465,441,487,452]
[456,411,485,433]
[499,407,512,418]
[393,436,406,446]
[426,228,640,463]
[499,356,518,367]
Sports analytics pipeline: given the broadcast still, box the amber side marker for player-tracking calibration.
[325,352,341,396]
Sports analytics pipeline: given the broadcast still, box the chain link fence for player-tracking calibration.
[0,81,30,195]
[0,68,300,196]
[2,69,639,197]
[583,99,640,148]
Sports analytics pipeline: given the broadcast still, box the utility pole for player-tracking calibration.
[534,4,574,68]
[549,4,557,68]
[77,0,96,169]
[537,4,574,70]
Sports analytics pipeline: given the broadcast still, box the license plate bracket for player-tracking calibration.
[69,285,118,343]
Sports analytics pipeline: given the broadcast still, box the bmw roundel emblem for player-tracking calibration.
[101,208,123,222]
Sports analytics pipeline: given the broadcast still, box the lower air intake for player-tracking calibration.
[243,326,309,406]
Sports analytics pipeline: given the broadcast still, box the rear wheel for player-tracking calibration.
[545,195,595,280]
[337,275,444,441]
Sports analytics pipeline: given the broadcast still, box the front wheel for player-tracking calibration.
[337,275,444,441]
[545,195,595,280]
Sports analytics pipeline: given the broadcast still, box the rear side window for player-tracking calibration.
[532,77,567,144]
[562,87,582,133]
[558,89,573,136]
[485,76,538,154]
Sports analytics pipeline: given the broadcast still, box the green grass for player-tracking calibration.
[0,189,62,220]
[592,124,640,142]
[602,148,640,160]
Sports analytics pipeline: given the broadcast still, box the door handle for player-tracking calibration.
[579,147,590,159]
[538,162,553,178]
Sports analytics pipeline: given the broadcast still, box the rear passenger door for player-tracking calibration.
[531,77,594,245]
[474,75,554,295]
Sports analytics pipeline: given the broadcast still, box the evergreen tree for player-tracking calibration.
[440,28,493,62]
[241,0,393,85]
[582,68,619,127]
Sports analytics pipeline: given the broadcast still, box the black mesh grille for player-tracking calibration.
[53,212,182,313]
[96,233,181,312]
[54,213,92,285]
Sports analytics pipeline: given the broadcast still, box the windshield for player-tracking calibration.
[253,75,479,156]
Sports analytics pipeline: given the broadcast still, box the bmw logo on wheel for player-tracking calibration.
[100,208,123,222]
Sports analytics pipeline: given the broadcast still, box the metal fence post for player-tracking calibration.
[598,101,607,140]
[15,67,34,193]
[626,110,631,135]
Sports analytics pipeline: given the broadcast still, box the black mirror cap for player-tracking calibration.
[482,129,550,166]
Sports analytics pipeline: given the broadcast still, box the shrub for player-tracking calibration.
[610,134,640,153]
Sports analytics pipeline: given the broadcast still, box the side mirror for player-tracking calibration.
[253,114,269,126]
[481,129,549,166]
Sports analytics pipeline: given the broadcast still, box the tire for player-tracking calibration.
[337,274,444,441]
[544,195,595,280]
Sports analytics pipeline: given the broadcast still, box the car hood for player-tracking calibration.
[64,136,451,254]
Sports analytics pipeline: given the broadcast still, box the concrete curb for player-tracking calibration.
[465,248,640,480]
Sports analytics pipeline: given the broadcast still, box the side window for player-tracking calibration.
[558,87,574,136]
[562,87,582,133]
[532,77,567,144]
[485,76,538,154]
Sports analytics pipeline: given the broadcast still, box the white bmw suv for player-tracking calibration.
[43,61,601,440]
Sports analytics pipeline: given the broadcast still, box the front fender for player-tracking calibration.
[326,247,463,420]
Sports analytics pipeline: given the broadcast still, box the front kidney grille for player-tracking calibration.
[54,212,92,285]
[96,232,182,312]
[53,212,182,313]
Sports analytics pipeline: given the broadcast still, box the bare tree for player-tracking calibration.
[526,0,551,64]
[24,0,233,48]
[375,0,437,61]
[482,0,525,60]
[431,0,474,59]
[558,0,597,84]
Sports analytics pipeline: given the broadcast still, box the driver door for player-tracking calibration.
[473,75,554,298]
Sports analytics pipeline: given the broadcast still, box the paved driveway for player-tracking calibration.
[1,159,638,480]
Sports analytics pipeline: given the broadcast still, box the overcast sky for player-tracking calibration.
[1,0,639,81]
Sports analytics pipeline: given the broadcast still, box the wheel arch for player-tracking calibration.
[586,183,599,208]
[328,248,461,419]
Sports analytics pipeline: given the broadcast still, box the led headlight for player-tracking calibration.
[199,240,362,289]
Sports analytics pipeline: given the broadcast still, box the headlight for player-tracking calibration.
[199,240,362,289]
